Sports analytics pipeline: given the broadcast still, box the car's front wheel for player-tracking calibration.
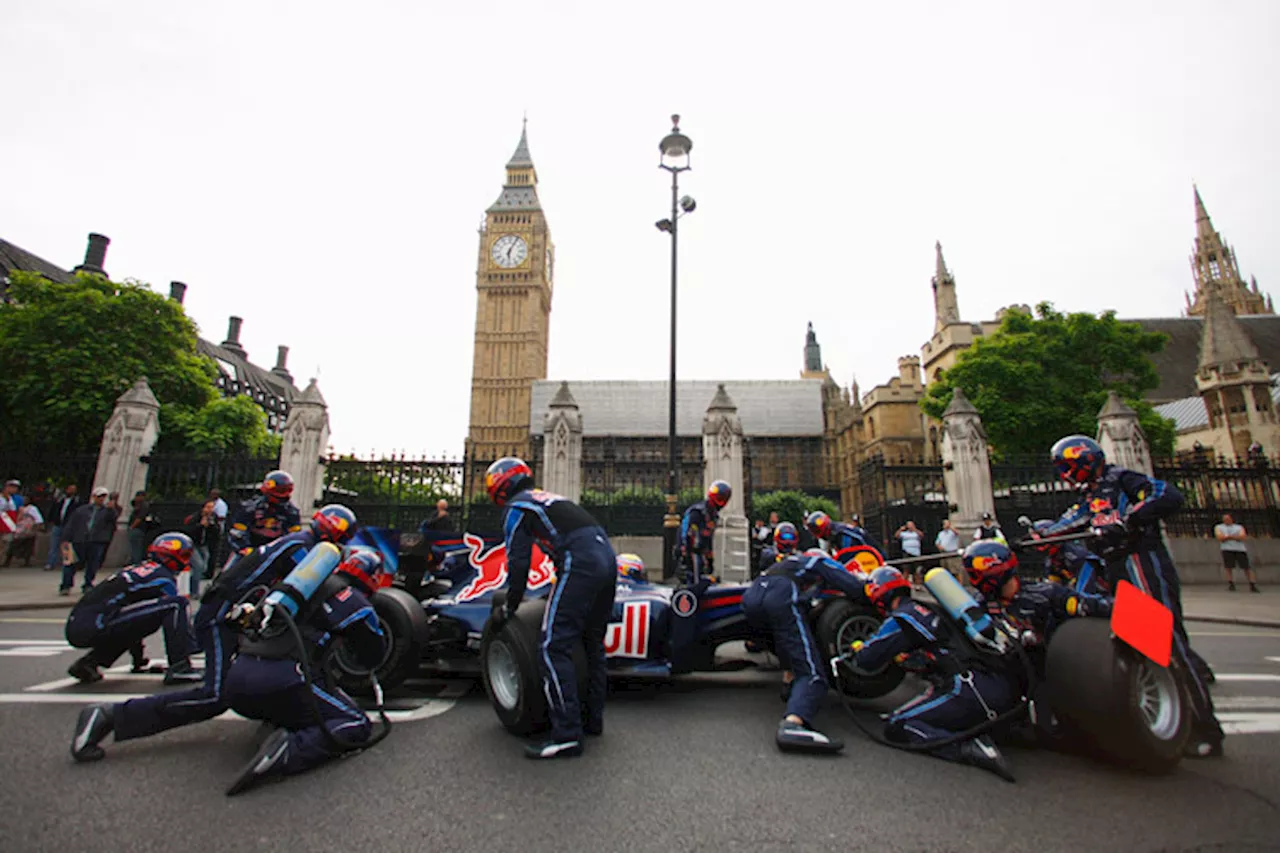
[814,599,905,699]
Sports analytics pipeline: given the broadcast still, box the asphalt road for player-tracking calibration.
[0,609,1278,853]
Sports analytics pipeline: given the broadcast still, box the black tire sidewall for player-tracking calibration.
[481,600,550,736]
[814,599,906,699]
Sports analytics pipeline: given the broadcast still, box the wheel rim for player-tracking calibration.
[836,613,881,650]
[333,615,392,676]
[487,639,522,711]
[1135,658,1181,740]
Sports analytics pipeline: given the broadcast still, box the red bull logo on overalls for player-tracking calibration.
[455,533,556,602]
[1088,497,1121,526]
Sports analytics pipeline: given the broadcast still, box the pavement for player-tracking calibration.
[0,609,1277,852]
[5,564,1278,626]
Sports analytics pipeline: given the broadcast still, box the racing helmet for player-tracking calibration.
[706,480,732,510]
[1051,435,1106,490]
[773,522,799,553]
[260,470,295,503]
[616,553,647,583]
[485,457,533,507]
[963,540,1019,597]
[336,549,387,593]
[312,504,357,544]
[805,510,832,541]
[147,532,194,572]
[866,566,911,615]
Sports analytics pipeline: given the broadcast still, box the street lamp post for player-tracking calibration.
[657,115,695,580]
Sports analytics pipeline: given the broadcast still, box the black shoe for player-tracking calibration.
[1251,584,1261,593]
[583,721,603,737]
[71,704,114,762]
[959,736,1015,782]
[129,658,151,674]
[524,739,584,760]
[1228,582,1236,591]
[163,663,203,685]
[227,729,291,796]
[68,656,103,684]
[776,720,843,754]
[57,588,70,596]
[1184,739,1225,759]
[780,681,793,703]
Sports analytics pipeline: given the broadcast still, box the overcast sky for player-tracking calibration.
[5,1,1278,457]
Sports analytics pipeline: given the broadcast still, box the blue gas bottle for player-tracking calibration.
[262,542,343,619]
[924,567,1009,654]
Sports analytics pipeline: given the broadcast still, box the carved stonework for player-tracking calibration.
[542,381,582,502]
[940,388,995,541]
[94,378,161,512]
[1096,391,1153,475]
[280,379,331,511]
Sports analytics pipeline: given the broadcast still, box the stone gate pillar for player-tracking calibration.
[940,387,995,542]
[280,379,330,512]
[542,382,583,502]
[702,385,749,580]
[94,377,161,503]
[1096,391,1153,475]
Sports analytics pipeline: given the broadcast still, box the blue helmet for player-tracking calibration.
[485,457,533,507]
[1051,435,1106,489]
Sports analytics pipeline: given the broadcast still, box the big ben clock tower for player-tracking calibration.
[466,121,554,484]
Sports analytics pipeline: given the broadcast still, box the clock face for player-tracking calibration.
[491,234,529,269]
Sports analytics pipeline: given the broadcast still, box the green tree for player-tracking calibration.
[0,271,216,452]
[919,303,1176,459]
[158,395,283,457]
[750,490,840,527]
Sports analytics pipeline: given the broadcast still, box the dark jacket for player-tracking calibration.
[49,495,84,527]
[183,512,220,549]
[64,503,119,545]
[423,512,455,532]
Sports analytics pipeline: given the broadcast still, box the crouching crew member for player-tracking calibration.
[805,511,875,558]
[756,521,799,576]
[70,505,359,763]
[742,548,867,753]
[224,470,303,565]
[1029,519,1106,593]
[679,481,731,593]
[852,567,1018,782]
[488,458,618,760]
[1042,434,1224,758]
[65,532,201,685]
[224,549,389,796]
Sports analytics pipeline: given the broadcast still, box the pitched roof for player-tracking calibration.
[0,238,74,285]
[1128,315,1280,403]
[1199,292,1261,369]
[529,380,825,437]
[1154,373,1280,432]
[197,337,297,405]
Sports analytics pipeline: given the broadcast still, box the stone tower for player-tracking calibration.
[1186,186,1271,317]
[1194,291,1279,460]
[931,240,960,331]
[801,322,825,379]
[466,121,555,480]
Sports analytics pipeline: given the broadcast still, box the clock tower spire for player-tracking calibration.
[466,121,555,489]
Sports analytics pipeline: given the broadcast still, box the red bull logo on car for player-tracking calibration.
[604,601,651,659]
[455,533,556,602]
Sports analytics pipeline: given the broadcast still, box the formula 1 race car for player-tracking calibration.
[327,530,903,734]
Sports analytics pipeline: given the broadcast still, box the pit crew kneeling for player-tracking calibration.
[742,548,867,753]
[223,548,389,796]
[64,532,201,685]
[851,566,1020,782]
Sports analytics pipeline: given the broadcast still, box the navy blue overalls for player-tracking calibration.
[65,561,195,668]
[1043,464,1223,748]
[854,599,1019,760]
[111,531,321,742]
[504,488,617,743]
[225,579,385,775]
[225,496,302,561]
[742,552,866,725]
[679,499,718,590]
[828,521,878,554]
[991,581,1112,646]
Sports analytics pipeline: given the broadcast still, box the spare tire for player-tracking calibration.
[1044,617,1189,774]
[814,599,905,699]
[328,587,428,696]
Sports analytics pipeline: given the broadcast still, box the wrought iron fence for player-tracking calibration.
[0,451,99,510]
[1154,460,1280,538]
[990,455,1080,538]
[323,454,464,531]
[144,454,280,533]
[857,456,950,558]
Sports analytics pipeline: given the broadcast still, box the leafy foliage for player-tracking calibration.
[158,395,282,457]
[750,490,840,527]
[579,485,704,508]
[0,272,217,452]
[326,456,462,504]
[919,303,1176,459]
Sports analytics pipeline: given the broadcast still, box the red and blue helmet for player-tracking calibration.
[147,532,194,572]
[866,566,911,615]
[805,510,832,541]
[337,548,387,593]
[963,540,1019,597]
[773,522,799,553]
[485,457,533,507]
[260,470,295,502]
[616,553,646,583]
[1051,435,1106,489]
[312,504,357,544]
[706,480,732,510]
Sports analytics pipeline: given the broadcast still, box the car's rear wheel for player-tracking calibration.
[814,599,905,699]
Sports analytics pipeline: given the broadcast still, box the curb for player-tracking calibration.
[1185,614,1280,630]
[0,601,75,613]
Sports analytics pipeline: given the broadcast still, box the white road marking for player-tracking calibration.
[0,639,69,645]
[1215,674,1280,683]
[0,643,73,657]
[1188,631,1280,637]
[1215,696,1280,710]
[1266,656,1280,664]
[1219,712,1280,735]
[25,664,136,692]
[0,617,66,624]
[0,692,456,722]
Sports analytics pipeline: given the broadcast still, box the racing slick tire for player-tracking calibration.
[815,599,905,700]
[1043,617,1190,774]
[328,587,428,697]
[482,593,589,736]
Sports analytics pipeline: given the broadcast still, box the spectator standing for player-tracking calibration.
[423,499,455,532]
[207,488,228,571]
[127,491,154,564]
[183,500,220,599]
[1215,513,1260,593]
[4,499,43,567]
[934,519,963,580]
[895,520,925,588]
[1,479,23,558]
[61,487,119,595]
[972,512,1007,544]
[46,485,83,572]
